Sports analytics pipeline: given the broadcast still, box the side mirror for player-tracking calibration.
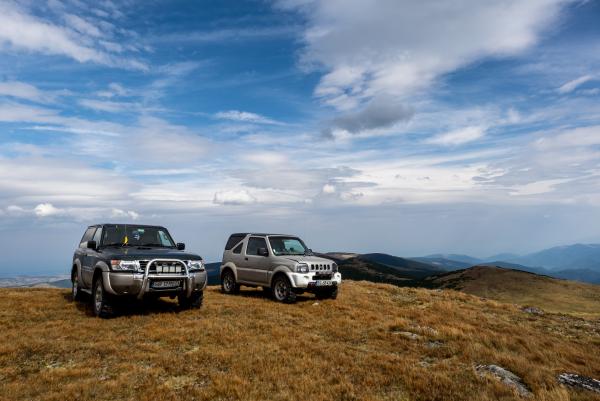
[258,247,269,257]
[86,240,97,250]
[177,242,185,250]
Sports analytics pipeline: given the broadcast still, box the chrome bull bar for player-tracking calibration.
[137,258,192,300]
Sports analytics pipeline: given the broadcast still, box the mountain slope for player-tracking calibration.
[424,266,600,318]
[0,284,598,401]
[511,243,600,271]
[410,257,471,271]
[337,254,443,284]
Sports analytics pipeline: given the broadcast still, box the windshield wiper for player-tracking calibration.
[138,243,170,248]
[103,243,131,248]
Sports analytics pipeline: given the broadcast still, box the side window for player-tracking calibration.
[232,243,243,254]
[92,227,102,245]
[246,237,267,256]
[225,234,245,250]
[79,227,96,248]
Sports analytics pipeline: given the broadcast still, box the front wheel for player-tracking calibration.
[179,291,203,309]
[92,277,113,318]
[271,275,297,303]
[221,270,239,294]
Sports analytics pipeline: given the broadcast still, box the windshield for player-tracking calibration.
[101,225,175,248]
[269,236,308,256]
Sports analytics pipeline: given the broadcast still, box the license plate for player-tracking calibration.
[315,280,333,286]
[151,280,181,289]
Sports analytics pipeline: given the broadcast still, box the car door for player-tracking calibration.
[239,236,270,285]
[78,226,97,287]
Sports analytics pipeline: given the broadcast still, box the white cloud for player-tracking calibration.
[111,208,140,220]
[0,81,57,103]
[280,0,572,110]
[213,190,257,205]
[425,126,486,146]
[0,1,146,70]
[557,74,594,94]
[215,110,283,125]
[34,203,63,217]
[322,184,336,194]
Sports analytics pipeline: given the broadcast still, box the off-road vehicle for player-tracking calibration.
[71,224,207,317]
[220,233,342,302]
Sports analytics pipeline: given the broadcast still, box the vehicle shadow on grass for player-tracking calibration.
[62,291,194,318]
[233,287,317,303]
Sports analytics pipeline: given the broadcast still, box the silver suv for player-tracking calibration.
[219,233,342,303]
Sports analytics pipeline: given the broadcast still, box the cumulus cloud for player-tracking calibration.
[111,208,140,220]
[425,126,486,146]
[557,74,594,94]
[34,203,64,217]
[213,190,257,205]
[322,184,336,194]
[281,0,573,115]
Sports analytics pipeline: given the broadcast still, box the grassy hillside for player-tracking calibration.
[0,282,599,401]
[425,266,600,318]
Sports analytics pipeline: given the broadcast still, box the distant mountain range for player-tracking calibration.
[2,243,598,288]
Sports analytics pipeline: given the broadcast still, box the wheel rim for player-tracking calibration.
[94,283,103,313]
[274,279,287,301]
[72,277,77,298]
[224,273,233,291]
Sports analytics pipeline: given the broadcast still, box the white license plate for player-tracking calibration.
[152,280,181,289]
[315,280,333,286]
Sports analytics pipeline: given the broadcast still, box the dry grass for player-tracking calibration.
[429,266,600,319]
[0,281,598,401]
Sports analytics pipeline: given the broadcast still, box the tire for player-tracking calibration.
[316,287,338,300]
[71,270,83,302]
[262,286,272,298]
[271,275,297,303]
[92,276,113,318]
[179,291,203,309]
[221,270,239,294]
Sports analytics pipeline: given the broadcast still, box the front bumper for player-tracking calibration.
[288,271,342,289]
[103,263,207,299]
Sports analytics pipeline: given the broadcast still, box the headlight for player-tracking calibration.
[295,263,309,273]
[187,260,205,272]
[110,260,140,271]
[332,262,338,273]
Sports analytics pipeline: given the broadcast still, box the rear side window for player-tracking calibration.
[225,234,245,250]
[79,227,96,247]
[232,243,243,254]
[246,237,267,256]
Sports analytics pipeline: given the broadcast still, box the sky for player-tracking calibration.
[1,0,600,275]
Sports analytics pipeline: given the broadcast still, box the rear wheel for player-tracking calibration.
[221,270,239,294]
[179,291,203,309]
[71,270,83,302]
[92,277,113,318]
[272,275,296,303]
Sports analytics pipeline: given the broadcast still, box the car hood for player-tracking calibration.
[100,247,202,261]
[277,255,334,265]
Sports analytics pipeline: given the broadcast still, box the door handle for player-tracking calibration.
[245,257,248,261]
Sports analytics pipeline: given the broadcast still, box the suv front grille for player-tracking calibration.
[313,273,333,280]
[145,260,187,275]
[310,263,331,271]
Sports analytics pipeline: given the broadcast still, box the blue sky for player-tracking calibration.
[1,0,600,275]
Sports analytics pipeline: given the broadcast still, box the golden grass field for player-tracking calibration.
[0,281,598,401]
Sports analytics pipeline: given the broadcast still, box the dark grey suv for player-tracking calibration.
[71,223,207,317]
